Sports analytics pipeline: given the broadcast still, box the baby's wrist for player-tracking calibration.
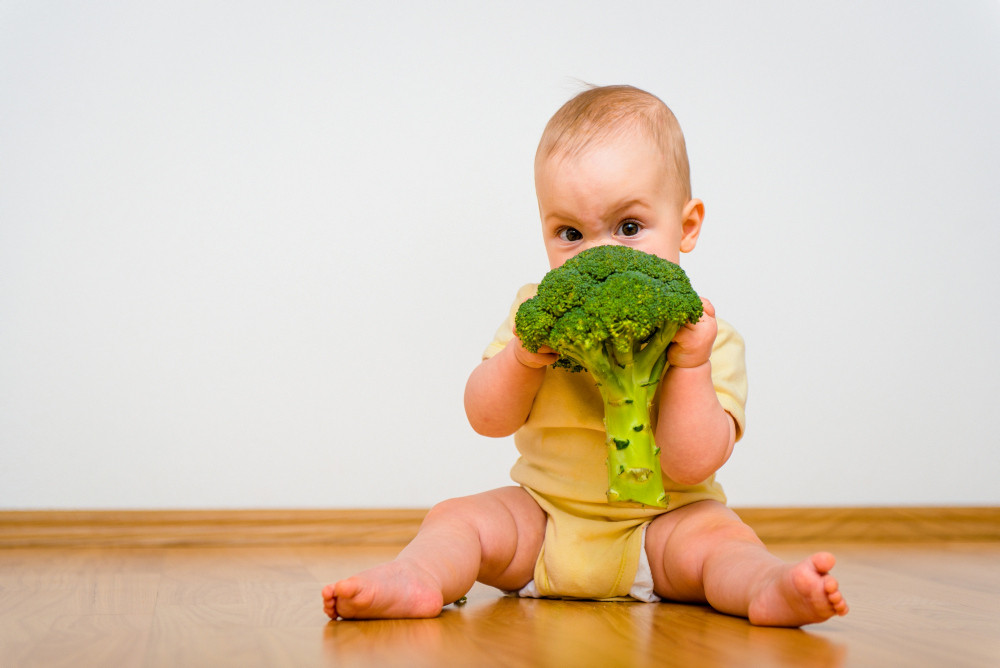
[509,341,552,370]
[668,358,711,372]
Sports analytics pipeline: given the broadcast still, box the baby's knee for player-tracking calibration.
[656,503,764,565]
[690,512,765,554]
[422,487,533,529]
[707,512,761,542]
[422,495,482,527]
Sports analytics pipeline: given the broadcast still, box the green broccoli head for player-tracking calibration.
[513,244,705,508]
[515,245,703,376]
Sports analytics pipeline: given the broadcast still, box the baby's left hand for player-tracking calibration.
[667,298,717,369]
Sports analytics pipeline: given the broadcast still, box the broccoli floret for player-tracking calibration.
[514,245,704,508]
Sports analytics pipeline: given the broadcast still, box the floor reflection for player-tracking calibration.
[321,592,847,668]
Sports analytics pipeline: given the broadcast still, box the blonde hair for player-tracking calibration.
[536,85,691,200]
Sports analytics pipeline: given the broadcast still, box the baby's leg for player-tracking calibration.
[645,501,848,627]
[322,486,545,620]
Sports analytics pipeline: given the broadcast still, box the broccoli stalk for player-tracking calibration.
[514,245,704,508]
[571,320,676,507]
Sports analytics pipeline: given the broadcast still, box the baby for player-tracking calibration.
[323,85,848,627]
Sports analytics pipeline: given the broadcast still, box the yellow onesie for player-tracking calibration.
[484,284,748,600]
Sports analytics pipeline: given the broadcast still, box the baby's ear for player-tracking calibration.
[679,199,705,253]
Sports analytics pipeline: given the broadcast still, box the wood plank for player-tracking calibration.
[735,506,1000,543]
[1,506,997,548]
[0,509,428,548]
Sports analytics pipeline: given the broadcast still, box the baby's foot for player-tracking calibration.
[322,560,445,620]
[747,552,848,627]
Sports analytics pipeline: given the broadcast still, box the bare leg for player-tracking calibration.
[645,501,848,627]
[322,486,545,620]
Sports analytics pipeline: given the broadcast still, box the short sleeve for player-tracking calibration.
[711,319,748,442]
[482,284,539,360]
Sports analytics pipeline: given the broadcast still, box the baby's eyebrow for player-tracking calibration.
[542,212,577,226]
[606,198,648,217]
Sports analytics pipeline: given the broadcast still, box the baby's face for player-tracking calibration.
[535,131,699,270]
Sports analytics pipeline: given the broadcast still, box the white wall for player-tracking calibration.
[2,1,998,510]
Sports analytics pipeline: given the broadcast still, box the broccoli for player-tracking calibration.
[514,245,704,508]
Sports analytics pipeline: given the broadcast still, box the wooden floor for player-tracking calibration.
[1,542,998,667]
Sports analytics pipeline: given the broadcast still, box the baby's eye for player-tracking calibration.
[617,219,641,237]
[558,227,583,242]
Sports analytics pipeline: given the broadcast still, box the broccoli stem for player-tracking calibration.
[593,356,669,509]
[563,323,682,508]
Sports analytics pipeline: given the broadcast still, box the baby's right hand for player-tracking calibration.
[511,329,560,369]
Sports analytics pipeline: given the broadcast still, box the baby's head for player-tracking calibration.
[534,85,703,269]
[536,85,691,201]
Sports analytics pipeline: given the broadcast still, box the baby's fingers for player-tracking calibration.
[678,297,714,335]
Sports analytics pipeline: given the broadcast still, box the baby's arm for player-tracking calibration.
[656,298,737,485]
[464,334,558,437]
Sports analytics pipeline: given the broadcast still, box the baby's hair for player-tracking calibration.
[536,85,691,200]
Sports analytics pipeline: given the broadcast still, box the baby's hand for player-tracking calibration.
[667,298,717,369]
[511,328,560,369]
